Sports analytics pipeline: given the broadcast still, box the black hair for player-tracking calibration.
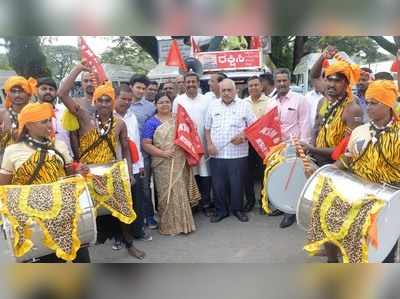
[360,67,372,73]
[154,92,173,104]
[129,74,150,87]
[247,75,261,84]
[259,72,274,86]
[115,84,132,96]
[183,71,200,82]
[148,80,159,87]
[37,77,57,89]
[374,72,394,81]
[273,68,291,80]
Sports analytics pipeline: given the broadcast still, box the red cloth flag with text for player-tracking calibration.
[244,107,282,160]
[166,39,187,71]
[174,105,204,166]
[79,37,107,84]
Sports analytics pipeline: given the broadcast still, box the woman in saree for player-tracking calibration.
[0,102,90,262]
[142,92,200,236]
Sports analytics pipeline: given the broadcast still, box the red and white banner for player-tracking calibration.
[194,49,262,71]
[79,37,107,83]
[244,107,282,160]
[174,105,204,166]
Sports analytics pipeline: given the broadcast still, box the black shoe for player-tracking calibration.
[233,211,249,222]
[210,214,228,223]
[268,209,284,217]
[280,214,296,228]
[243,202,255,213]
[203,207,215,217]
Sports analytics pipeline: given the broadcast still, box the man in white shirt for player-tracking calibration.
[173,72,213,216]
[205,79,256,223]
[305,77,325,129]
[204,72,227,102]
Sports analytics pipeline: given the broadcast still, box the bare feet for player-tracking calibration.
[127,246,146,260]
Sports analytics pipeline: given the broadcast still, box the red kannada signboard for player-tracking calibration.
[195,49,262,71]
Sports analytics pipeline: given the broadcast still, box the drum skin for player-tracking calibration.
[2,184,97,262]
[297,164,400,262]
[268,157,311,214]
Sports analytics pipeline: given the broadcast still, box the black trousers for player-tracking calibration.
[210,157,247,217]
[142,156,155,218]
[195,175,212,209]
[244,145,265,207]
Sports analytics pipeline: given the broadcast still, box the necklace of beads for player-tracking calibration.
[369,117,394,144]
[8,108,18,129]
[95,113,113,137]
[321,96,345,128]
[24,134,53,152]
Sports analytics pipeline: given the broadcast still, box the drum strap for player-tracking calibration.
[27,147,66,185]
[79,133,117,160]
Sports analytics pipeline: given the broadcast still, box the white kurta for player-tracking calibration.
[173,93,212,177]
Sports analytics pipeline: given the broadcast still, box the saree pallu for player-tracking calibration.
[152,119,200,235]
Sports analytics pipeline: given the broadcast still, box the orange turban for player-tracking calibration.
[325,59,361,99]
[93,82,115,106]
[18,102,55,136]
[3,76,37,108]
[366,80,398,118]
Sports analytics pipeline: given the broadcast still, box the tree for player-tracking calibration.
[0,53,11,70]
[4,36,51,78]
[368,36,400,56]
[101,37,156,74]
[42,45,79,81]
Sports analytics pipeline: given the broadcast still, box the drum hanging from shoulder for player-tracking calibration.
[297,164,400,263]
[86,159,136,224]
[1,176,97,263]
[265,144,316,214]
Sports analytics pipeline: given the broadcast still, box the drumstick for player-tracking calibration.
[292,137,313,177]
[284,157,298,191]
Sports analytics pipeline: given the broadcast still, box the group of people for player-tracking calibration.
[0,44,399,263]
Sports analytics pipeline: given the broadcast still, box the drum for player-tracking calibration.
[1,179,97,262]
[266,144,316,214]
[87,160,135,223]
[297,164,400,262]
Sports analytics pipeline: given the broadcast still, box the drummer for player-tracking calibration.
[0,102,91,262]
[58,62,145,259]
[332,80,400,263]
[304,47,364,166]
[0,76,36,163]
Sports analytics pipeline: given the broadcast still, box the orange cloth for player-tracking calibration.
[365,80,398,111]
[3,76,37,108]
[325,60,361,99]
[368,213,379,249]
[93,82,115,106]
[18,102,55,136]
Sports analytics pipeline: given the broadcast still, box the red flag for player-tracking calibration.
[244,107,282,160]
[250,36,262,49]
[391,60,399,73]
[174,105,204,166]
[165,40,187,71]
[79,37,107,84]
[128,139,140,163]
[191,37,201,53]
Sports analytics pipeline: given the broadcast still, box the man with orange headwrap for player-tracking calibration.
[303,46,364,166]
[58,62,145,260]
[306,80,400,263]
[0,76,36,163]
[0,102,91,262]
